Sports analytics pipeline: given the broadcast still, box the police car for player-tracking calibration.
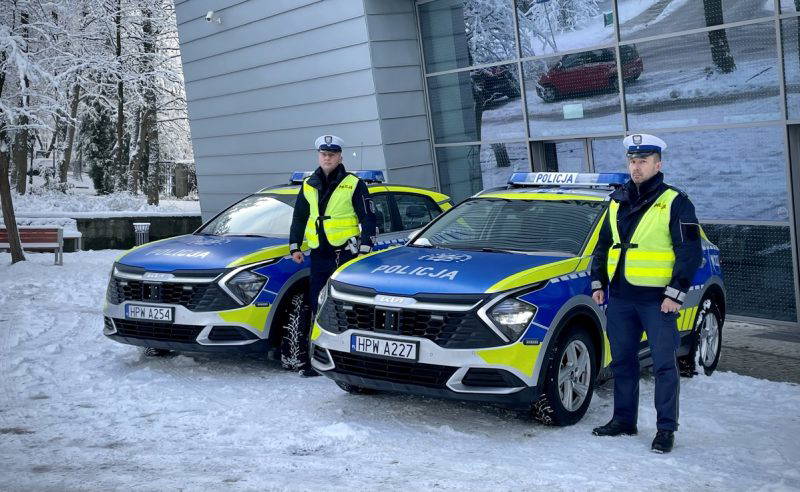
[310,172,724,426]
[103,171,452,362]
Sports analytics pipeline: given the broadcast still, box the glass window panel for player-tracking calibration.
[436,142,530,202]
[589,136,621,171]
[371,193,393,234]
[625,24,782,130]
[702,223,796,322]
[516,0,616,57]
[395,193,441,231]
[593,127,789,221]
[427,64,526,143]
[619,0,775,41]
[782,0,799,13]
[538,140,590,172]
[523,49,624,137]
[784,18,800,120]
[419,0,517,74]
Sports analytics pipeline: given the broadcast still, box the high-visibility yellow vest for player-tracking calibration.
[303,174,360,248]
[606,188,678,287]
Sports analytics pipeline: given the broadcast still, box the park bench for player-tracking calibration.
[0,226,64,265]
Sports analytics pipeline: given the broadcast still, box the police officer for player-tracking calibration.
[590,134,702,453]
[287,135,377,376]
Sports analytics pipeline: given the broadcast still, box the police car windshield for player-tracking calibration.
[198,193,295,237]
[413,198,605,256]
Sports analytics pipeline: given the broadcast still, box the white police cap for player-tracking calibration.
[623,133,667,158]
[315,135,344,152]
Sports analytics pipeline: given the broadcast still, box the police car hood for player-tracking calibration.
[335,246,571,295]
[118,234,287,271]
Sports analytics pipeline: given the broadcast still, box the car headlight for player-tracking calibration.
[488,298,537,341]
[318,281,329,308]
[225,270,268,305]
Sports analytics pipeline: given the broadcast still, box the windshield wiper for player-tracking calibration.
[223,233,269,238]
[456,246,516,254]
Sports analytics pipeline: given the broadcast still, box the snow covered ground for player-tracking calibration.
[1,251,799,490]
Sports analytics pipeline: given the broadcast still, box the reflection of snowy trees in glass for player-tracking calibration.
[462,0,517,67]
[516,0,602,56]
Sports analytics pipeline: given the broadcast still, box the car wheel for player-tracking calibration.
[609,75,620,91]
[279,291,310,371]
[538,85,557,103]
[532,328,597,426]
[335,381,377,395]
[682,297,723,377]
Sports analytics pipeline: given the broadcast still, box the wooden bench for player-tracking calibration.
[0,226,64,265]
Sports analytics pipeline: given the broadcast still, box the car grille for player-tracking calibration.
[329,350,457,388]
[112,319,204,342]
[317,298,504,349]
[107,278,239,312]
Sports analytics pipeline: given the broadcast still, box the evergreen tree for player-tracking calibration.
[81,101,116,194]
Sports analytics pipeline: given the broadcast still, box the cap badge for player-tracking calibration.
[632,134,642,145]
[324,136,332,144]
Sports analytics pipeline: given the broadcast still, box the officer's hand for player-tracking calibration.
[661,298,681,313]
[291,251,304,264]
[592,289,605,305]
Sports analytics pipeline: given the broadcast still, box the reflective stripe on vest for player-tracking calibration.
[303,174,360,248]
[606,188,678,287]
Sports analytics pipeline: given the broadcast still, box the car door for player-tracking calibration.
[391,191,447,239]
[367,187,406,250]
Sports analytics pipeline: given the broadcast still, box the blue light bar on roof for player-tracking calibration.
[353,170,385,183]
[508,172,629,187]
[289,171,313,184]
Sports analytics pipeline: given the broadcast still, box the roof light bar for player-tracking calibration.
[508,172,629,187]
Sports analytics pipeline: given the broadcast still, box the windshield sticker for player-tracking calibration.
[371,264,458,280]
[145,248,211,259]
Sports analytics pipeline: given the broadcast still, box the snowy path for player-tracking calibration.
[1,252,799,490]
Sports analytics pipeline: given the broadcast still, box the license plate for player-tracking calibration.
[125,304,174,323]
[350,334,418,361]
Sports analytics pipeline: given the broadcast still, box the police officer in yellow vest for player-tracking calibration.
[590,134,702,453]
[287,135,377,376]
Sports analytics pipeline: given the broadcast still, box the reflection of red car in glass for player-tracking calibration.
[536,45,642,103]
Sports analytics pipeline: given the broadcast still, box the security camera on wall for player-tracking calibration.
[205,10,221,24]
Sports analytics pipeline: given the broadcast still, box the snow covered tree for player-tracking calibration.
[516,0,601,55]
[81,100,116,194]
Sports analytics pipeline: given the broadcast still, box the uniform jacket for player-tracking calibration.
[289,163,377,254]
[590,172,702,304]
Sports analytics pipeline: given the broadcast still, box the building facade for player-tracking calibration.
[174,0,800,324]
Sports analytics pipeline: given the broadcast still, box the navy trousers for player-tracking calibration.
[606,297,681,431]
[308,248,355,313]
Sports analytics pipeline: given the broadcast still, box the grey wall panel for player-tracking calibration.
[371,66,426,93]
[190,95,380,139]
[180,0,363,61]
[182,17,369,81]
[196,192,251,221]
[192,120,383,156]
[175,0,256,25]
[369,40,421,69]
[377,116,430,145]
[364,0,414,15]
[386,164,437,188]
[376,92,427,120]
[187,70,375,119]
[184,43,373,100]
[177,0,319,32]
[367,13,417,41]
[383,141,433,169]
[363,0,435,186]
[196,173,277,195]
[194,145,387,176]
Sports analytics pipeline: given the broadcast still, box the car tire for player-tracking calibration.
[279,291,310,371]
[532,327,597,426]
[335,381,377,395]
[538,85,557,103]
[609,75,620,91]
[679,297,723,377]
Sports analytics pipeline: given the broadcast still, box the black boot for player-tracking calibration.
[298,367,320,378]
[651,430,674,453]
[592,420,638,436]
